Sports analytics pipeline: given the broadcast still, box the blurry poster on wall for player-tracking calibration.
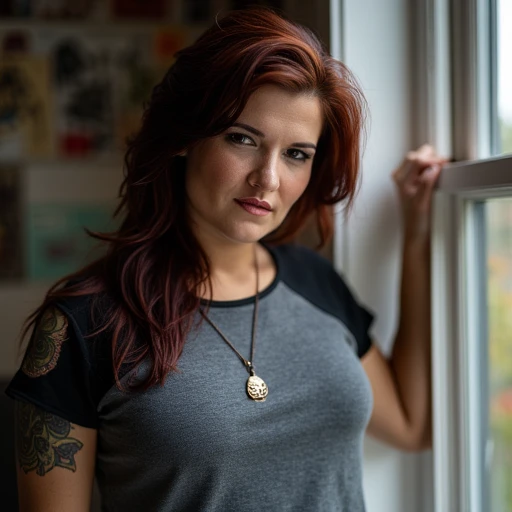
[31,0,103,19]
[0,55,54,159]
[33,29,169,157]
[26,203,114,280]
[153,28,186,68]
[46,34,119,157]
[111,33,160,151]
[0,166,23,280]
[113,27,187,148]
[0,0,104,19]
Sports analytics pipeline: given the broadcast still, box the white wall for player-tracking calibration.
[335,0,430,511]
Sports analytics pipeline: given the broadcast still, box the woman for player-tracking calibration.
[7,7,446,512]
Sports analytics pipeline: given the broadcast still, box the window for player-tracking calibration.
[426,0,512,511]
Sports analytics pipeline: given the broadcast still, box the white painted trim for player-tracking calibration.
[329,0,343,62]
[330,0,349,275]
[413,0,452,157]
[452,0,494,160]
[432,191,460,512]
[456,195,472,512]
[461,199,485,512]
[437,155,512,194]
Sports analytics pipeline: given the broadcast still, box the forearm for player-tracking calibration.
[389,235,432,448]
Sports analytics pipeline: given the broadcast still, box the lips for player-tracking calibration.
[235,197,272,211]
[234,198,273,217]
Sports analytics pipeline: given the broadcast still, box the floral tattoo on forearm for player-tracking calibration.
[16,402,83,476]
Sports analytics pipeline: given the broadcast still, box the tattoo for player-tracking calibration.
[15,402,83,476]
[22,307,68,378]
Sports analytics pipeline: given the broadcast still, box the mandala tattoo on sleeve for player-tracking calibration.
[15,402,83,476]
[22,307,68,378]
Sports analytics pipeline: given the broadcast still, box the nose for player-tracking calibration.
[248,153,280,192]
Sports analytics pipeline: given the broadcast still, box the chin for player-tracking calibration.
[222,223,276,245]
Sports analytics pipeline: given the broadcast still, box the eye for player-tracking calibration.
[285,148,312,162]
[227,133,255,146]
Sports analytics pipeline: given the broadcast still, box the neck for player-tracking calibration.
[192,228,261,301]
[206,241,258,278]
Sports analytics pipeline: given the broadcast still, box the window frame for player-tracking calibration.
[413,0,512,510]
[432,157,512,512]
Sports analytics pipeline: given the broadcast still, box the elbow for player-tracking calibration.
[419,429,433,451]
[403,427,432,453]
[404,438,432,453]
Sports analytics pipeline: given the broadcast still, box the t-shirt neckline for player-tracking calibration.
[199,243,280,309]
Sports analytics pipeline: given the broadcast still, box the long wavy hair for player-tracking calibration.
[21,7,368,391]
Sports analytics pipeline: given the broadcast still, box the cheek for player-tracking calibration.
[187,149,243,195]
[284,169,312,203]
[208,153,243,185]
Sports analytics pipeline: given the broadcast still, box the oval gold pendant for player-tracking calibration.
[246,374,268,402]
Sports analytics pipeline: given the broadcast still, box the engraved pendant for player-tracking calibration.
[246,373,268,402]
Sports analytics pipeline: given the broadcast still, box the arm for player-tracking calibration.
[15,401,97,512]
[361,144,447,451]
[362,237,432,451]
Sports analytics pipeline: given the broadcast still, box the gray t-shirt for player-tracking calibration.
[7,243,375,512]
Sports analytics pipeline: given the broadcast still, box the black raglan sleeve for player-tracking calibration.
[5,298,101,429]
[327,265,375,358]
[274,243,376,359]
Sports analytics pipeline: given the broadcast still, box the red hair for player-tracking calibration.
[21,7,368,390]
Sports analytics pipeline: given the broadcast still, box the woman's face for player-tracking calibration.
[184,84,324,245]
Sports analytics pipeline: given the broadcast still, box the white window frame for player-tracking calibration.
[418,0,512,510]
[432,157,512,512]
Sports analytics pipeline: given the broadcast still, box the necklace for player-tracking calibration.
[199,245,268,402]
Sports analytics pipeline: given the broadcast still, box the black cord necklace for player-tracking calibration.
[199,245,268,402]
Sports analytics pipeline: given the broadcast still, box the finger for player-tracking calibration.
[393,149,427,181]
[393,148,447,183]
[401,157,437,185]
[417,164,442,205]
[423,163,442,184]
[416,144,449,163]
[417,143,435,154]
[392,159,415,183]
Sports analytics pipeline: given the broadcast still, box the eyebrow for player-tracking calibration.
[232,122,317,150]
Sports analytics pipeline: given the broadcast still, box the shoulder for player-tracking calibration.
[7,295,109,429]
[268,243,375,358]
[269,243,335,281]
[6,279,115,428]
[27,277,114,383]
[29,281,110,369]
[268,243,341,299]
[50,278,114,340]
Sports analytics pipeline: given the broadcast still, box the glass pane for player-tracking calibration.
[487,197,512,511]
[498,0,512,154]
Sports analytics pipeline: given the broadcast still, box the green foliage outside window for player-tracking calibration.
[488,197,512,512]
[499,118,512,155]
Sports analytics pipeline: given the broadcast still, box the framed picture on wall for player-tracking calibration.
[0,55,54,159]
